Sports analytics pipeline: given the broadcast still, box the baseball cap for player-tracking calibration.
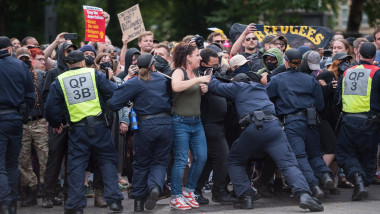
[325,58,333,67]
[307,51,321,70]
[0,36,12,49]
[15,47,31,59]
[232,73,250,83]
[359,42,376,59]
[137,53,155,68]
[261,34,284,45]
[230,54,249,68]
[332,52,353,62]
[65,50,85,64]
[63,42,78,51]
[284,49,302,65]
[207,44,223,57]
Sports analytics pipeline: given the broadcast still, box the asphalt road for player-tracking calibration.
[18,184,380,214]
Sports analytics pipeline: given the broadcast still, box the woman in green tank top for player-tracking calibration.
[169,42,211,210]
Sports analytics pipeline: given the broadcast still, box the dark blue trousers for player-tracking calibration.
[130,117,173,200]
[336,116,380,186]
[227,118,311,197]
[0,114,22,205]
[65,122,123,210]
[284,118,330,187]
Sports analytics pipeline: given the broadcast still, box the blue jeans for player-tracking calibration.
[0,114,23,205]
[170,115,207,196]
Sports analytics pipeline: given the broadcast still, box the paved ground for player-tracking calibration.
[18,184,380,214]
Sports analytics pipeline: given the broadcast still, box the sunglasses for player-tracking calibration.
[26,45,40,49]
[106,49,117,53]
[214,40,225,44]
[245,37,257,42]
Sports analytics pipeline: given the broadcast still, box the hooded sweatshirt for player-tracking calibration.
[116,48,140,79]
[257,48,283,75]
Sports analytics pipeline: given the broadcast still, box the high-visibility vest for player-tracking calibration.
[342,64,379,113]
[58,67,102,122]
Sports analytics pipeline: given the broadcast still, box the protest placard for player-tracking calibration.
[117,4,145,42]
[83,5,106,43]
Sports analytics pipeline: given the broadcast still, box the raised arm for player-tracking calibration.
[43,32,67,70]
[230,23,257,56]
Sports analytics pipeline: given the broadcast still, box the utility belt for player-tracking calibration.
[283,108,318,126]
[139,112,171,121]
[239,111,276,130]
[70,115,104,136]
[344,112,380,125]
[0,106,29,124]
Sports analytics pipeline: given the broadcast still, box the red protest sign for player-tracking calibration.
[83,5,105,43]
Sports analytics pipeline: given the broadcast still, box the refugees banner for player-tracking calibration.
[229,23,333,49]
[117,4,146,42]
[83,5,106,43]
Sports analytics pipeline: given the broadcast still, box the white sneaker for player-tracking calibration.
[170,196,192,210]
[182,190,200,208]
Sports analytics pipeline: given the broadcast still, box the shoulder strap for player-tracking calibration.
[178,67,189,80]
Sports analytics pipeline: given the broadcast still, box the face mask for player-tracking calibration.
[85,55,94,67]
[100,62,112,70]
[266,62,278,71]
[22,60,32,69]
[233,64,250,76]
[338,60,350,76]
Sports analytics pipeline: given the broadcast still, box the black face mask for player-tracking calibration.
[266,62,278,71]
[233,64,250,76]
[338,60,350,76]
[85,55,95,67]
[100,62,112,70]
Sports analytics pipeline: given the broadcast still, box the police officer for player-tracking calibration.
[0,36,35,214]
[266,49,333,200]
[335,42,380,201]
[207,73,323,212]
[108,53,173,212]
[44,50,123,214]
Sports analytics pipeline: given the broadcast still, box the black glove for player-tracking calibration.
[154,55,172,76]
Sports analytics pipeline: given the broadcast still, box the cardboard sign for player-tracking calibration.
[117,4,145,42]
[229,23,333,49]
[83,5,106,43]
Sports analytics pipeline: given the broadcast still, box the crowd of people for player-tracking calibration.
[1,11,380,214]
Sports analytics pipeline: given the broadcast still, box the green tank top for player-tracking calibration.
[172,68,202,116]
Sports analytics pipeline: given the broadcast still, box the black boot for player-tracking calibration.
[194,190,209,204]
[134,200,144,212]
[352,174,368,201]
[212,189,235,205]
[20,186,38,207]
[0,204,10,214]
[109,200,123,212]
[64,209,83,214]
[299,193,324,212]
[145,185,160,210]
[311,185,324,200]
[233,190,253,209]
[321,172,334,190]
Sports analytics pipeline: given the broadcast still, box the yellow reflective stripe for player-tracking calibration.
[58,68,102,122]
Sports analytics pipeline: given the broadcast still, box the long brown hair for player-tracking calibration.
[328,59,341,79]
[172,42,197,68]
[138,67,151,81]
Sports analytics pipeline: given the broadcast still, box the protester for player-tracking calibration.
[138,31,154,54]
[170,42,210,210]
[230,23,259,58]
[332,38,351,56]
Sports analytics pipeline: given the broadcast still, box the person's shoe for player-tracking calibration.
[182,190,199,208]
[118,178,129,186]
[84,185,94,198]
[134,200,144,212]
[311,185,324,200]
[372,174,380,185]
[64,209,83,214]
[158,184,171,200]
[145,185,160,210]
[251,188,262,201]
[321,173,334,190]
[170,197,191,210]
[194,190,209,204]
[352,174,368,201]
[299,193,324,212]
[212,190,235,205]
[328,187,341,195]
[203,182,211,193]
[20,186,38,207]
[233,190,253,209]
[41,196,53,208]
[273,178,284,193]
[253,179,273,198]
[52,196,63,206]
[94,189,107,208]
[36,183,45,198]
[109,200,123,211]
[0,204,11,214]
[118,183,127,192]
